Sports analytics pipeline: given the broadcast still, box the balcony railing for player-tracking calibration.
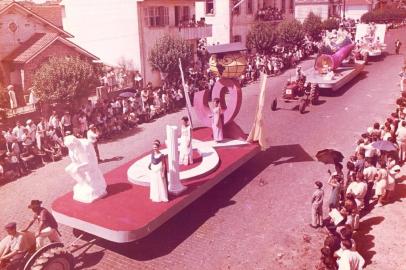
[177,24,213,40]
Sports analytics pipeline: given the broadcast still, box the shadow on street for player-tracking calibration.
[72,144,313,261]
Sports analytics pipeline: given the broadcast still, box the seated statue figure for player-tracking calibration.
[64,135,107,203]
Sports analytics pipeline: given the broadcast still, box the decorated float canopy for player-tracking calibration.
[207,42,247,78]
[355,23,386,45]
[315,44,355,73]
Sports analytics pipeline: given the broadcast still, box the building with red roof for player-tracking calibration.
[0,1,98,107]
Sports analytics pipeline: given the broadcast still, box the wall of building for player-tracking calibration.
[0,6,56,61]
[345,5,369,20]
[137,0,197,86]
[195,0,232,45]
[61,0,141,70]
[294,2,329,21]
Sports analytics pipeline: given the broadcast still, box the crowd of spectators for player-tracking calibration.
[0,83,187,182]
[256,6,284,21]
[313,66,406,270]
[241,40,318,85]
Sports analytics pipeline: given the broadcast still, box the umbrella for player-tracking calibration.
[316,149,344,164]
[119,92,135,98]
[371,140,397,152]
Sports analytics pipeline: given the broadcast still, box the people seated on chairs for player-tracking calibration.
[42,138,62,163]
[0,222,35,270]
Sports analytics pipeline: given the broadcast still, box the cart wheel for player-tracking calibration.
[310,85,319,105]
[299,99,307,114]
[271,99,277,111]
[24,243,74,270]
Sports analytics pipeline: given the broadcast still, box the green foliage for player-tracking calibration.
[148,35,193,80]
[0,83,8,109]
[32,56,99,104]
[276,19,305,49]
[303,12,323,41]
[361,8,406,23]
[246,22,277,53]
[323,18,340,31]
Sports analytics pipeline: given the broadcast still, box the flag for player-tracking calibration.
[247,73,271,150]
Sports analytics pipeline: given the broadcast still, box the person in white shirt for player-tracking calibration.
[12,121,25,147]
[346,172,368,210]
[36,118,47,150]
[396,121,406,162]
[87,125,101,162]
[363,160,377,208]
[26,120,36,143]
[335,239,365,270]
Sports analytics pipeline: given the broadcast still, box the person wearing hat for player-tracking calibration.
[87,124,101,163]
[22,200,60,248]
[310,181,324,228]
[0,222,35,269]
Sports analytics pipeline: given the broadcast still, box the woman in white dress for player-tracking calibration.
[211,98,224,142]
[148,140,168,203]
[374,160,388,207]
[179,116,193,165]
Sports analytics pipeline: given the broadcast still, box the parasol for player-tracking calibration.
[119,92,135,98]
[371,140,397,152]
[316,149,344,164]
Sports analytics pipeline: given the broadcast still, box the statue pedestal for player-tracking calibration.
[73,182,107,203]
[166,125,187,195]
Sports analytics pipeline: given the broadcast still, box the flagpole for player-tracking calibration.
[178,58,194,128]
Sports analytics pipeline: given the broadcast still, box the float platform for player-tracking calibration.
[52,128,260,243]
[306,62,365,91]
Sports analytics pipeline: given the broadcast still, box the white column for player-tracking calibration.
[166,125,187,195]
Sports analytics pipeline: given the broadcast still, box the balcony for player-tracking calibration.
[177,24,212,40]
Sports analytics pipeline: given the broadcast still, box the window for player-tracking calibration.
[175,6,191,26]
[233,0,240,15]
[144,6,169,27]
[205,0,214,15]
[233,35,242,42]
[281,0,286,13]
[246,0,253,14]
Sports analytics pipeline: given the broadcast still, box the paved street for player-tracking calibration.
[1,27,405,270]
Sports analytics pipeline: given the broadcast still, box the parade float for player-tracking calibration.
[49,43,262,258]
[305,28,365,91]
[355,23,387,57]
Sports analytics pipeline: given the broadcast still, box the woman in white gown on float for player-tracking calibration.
[149,140,168,202]
[179,116,193,165]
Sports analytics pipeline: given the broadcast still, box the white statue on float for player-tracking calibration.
[64,135,107,203]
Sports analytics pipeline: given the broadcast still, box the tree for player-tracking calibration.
[276,19,305,49]
[246,22,278,54]
[361,7,406,23]
[303,12,323,41]
[323,18,339,31]
[148,35,193,81]
[32,56,99,105]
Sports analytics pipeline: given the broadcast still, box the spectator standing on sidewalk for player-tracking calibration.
[87,124,101,163]
[310,181,324,228]
[395,39,402,54]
